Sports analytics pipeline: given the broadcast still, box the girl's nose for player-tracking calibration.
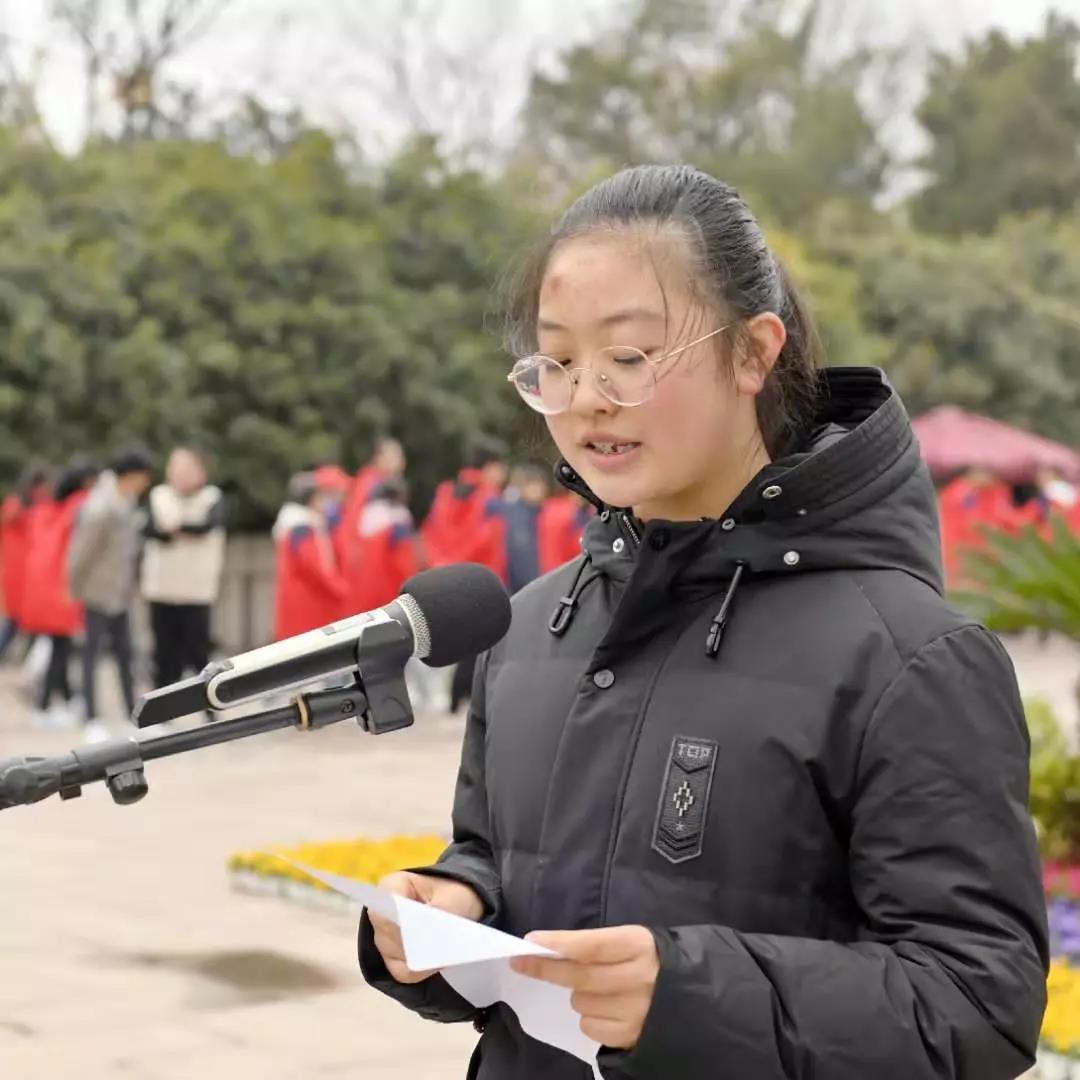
[568,368,616,416]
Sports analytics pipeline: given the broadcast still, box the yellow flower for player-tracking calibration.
[1043,959,1080,1056]
[228,835,448,890]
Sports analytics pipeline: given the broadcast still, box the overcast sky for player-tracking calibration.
[2,0,1078,154]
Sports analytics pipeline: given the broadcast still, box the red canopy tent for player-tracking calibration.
[911,406,1080,485]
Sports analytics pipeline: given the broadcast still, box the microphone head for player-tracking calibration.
[399,563,511,667]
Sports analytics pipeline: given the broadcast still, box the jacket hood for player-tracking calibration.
[91,471,127,508]
[359,498,412,538]
[557,367,943,597]
[272,501,320,541]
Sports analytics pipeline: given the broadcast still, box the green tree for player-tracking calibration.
[912,15,1080,235]
[766,219,889,369]
[823,214,1080,444]
[517,0,888,225]
[0,127,532,526]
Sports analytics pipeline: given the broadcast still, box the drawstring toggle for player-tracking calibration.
[705,562,746,658]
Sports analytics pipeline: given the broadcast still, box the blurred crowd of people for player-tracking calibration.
[4,435,1075,746]
[1,434,1074,747]
[0,435,590,743]
[272,435,590,712]
[938,465,1080,583]
[0,445,226,743]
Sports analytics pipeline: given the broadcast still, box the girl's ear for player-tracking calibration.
[734,312,786,396]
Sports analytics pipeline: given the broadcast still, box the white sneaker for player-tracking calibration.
[53,701,81,730]
[82,719,111,745]
[21,638,51,685]
[33,702,79,731]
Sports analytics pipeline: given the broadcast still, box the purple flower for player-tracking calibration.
[1048,897,1080,962]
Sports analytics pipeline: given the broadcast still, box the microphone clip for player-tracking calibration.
[354,618,415,735]
[293,620,415,737]
[213,617,415,738]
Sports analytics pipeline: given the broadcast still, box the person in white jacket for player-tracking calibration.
[140,447,226,691]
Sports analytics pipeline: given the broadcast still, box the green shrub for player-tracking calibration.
[1027,698,1080,863]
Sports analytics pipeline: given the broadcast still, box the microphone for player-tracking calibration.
[133,563,511,728]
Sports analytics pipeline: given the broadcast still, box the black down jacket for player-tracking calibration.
[360,367,1048,1080]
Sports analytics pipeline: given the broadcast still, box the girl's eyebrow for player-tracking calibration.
[537,307,666,333]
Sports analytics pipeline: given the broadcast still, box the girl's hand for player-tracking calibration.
[369,871,485,984]
[511,925,660,1049]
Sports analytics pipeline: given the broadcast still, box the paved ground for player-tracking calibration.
[2,633,1077,1080]
[0,665,478,1080]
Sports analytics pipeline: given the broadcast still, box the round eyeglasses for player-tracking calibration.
[506,325,730,415]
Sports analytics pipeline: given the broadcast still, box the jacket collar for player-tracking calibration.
[553,367,941,596]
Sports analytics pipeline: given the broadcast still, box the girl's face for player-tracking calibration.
[537,233,782,521]
[167,450,206,494]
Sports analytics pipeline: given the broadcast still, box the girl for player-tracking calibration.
[360,166,1047,1079]
[0,462,52,662]
[271,472,349,641]
[22,459,99,729]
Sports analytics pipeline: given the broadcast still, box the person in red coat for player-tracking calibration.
[538,490,592,575]
[421,437,509,581]
[352,478,420,612]
[421,436,509,712]
[335,438,407,601]
[1034,466,1080,537]
[0,462,52,661]
[1067,499,1080,536]
[21,459,99,726]
[937,469,1025,585]
[272,472,349,641]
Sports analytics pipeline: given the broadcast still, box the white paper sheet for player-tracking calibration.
[282,859,602,1076]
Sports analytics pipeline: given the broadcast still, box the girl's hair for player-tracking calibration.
[287,471,320,507]
[465,434,509,471]
[171,443,212,470]
[502,164,823,457]
[17,460,52,505]
[53,456,99,502]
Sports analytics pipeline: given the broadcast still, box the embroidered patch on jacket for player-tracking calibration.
[651,735,718,865]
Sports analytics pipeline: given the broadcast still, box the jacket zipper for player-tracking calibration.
[620,512,641,546]
[596,632,680,926]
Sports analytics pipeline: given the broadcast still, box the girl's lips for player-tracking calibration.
[581,442,642,471]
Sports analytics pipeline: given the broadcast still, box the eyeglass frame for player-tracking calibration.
[506,324,732,414]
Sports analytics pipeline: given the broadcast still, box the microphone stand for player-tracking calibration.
[0,662,414,813]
